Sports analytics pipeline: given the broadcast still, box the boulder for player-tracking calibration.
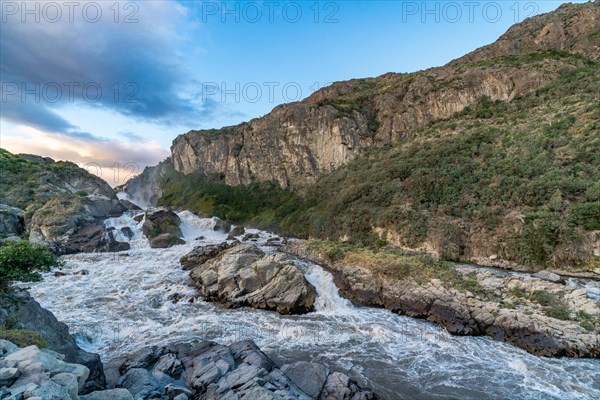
[29,195,94,243]
[117,368,163,399]
[281,362,329,399]
[119,199,142,211]
[320,372,377,400]
[533,270,564,284]
[45,242,79,256]
[51,372,79,400]
[63,224,130,253]
[29,380,71,400]
[0,340,20,356]
[0,367,20,386]
[120,227,134,240]
[180,242,234,270]
[226,226,245,240]
[28,194,125,246]
[149,233,185,249]
[242,233,260,241]
[143,209,182,239]
[119,346,174,375]
[152,353,183,377]
[189,244,316,314]
[212,218,231,233]
[0,204,25,239]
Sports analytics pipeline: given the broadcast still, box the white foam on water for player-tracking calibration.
[25,211,600,400]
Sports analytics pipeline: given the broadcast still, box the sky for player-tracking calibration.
[0,0,588,186]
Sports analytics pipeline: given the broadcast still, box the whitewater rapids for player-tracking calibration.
[25,210,600,400]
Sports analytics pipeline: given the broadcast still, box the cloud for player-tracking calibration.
[2,126,169,186]
[0,1,215,132]
[0,100,104,142]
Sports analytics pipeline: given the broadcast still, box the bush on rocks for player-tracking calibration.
[0,241,56,287]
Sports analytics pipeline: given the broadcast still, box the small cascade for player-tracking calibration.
[296,259,353,314]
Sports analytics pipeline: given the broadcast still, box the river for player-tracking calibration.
[25,210,600,399]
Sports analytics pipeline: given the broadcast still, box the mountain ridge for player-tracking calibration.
[123,1,599,191]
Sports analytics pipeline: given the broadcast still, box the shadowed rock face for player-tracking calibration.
[0,204,25,239]
[186,244,317,314]
[141,209,185,249]
[148,2,599,188]
[117,158,174,207]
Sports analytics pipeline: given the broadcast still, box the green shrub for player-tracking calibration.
[531,290,572,321]
[510,287,527,298]
[568,202,600,230]
[459,274,488,297]
[576,310,599,331]
[0,329,48,348]
[0,241,56,287]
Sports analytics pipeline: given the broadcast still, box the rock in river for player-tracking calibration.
[187,244,316,314]
[142,209,184,248]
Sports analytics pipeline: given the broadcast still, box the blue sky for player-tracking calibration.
[0,0,587,185]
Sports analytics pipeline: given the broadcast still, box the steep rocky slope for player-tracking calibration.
[140,1,600,188]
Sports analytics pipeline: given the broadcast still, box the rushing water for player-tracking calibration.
[25,210,600,400]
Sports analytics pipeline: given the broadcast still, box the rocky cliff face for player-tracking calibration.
[452,0,600,65]
[157,1,599,188]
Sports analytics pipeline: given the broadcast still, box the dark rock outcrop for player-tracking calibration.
[61,224,130,254]
[142,209,182,239]
[113,340,376,400]
[118,199,142,211]
[0,291,106,392]
[226,225,245,240]
[28,194,124,244]
[149,233,185,249]
[0,205,25,239]
[186,244,316,314]
[142,209,184,248]
[117,158,174,207]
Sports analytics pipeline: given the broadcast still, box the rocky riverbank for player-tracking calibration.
[0,330,377,400]
[282,240,600,358]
